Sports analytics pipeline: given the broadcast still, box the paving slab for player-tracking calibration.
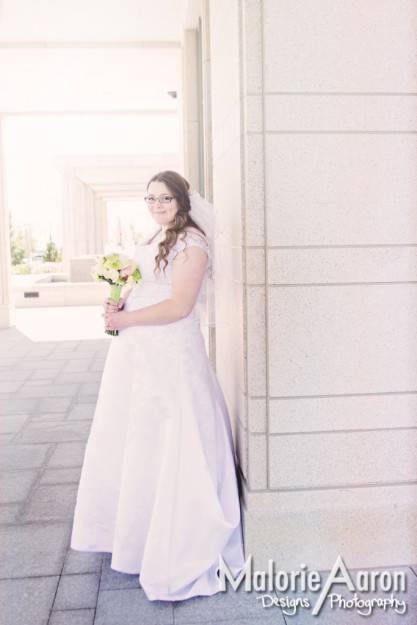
[18,359,65,370]
[66,404,96,421]
[180,620,283,625]
[0,338,30,351]
[74,396,98,405]
[90,347,108,356]
[95,588,174,625]
[38,397,74,413]
[48,442,87,468]
[48,609,95,625]
[0,381,25,393]
[62,360,94,373]
[0,469,38,504]
[30,369,61,381]
[21,483,79,522]
[18,384,80,398]
[0,358,21,368]
[53,573,100,610]
[0,370,32,382]
[48,350,93,361]
[76,340,110,351]
[0,412,30,420]
[25,379,66,387]
[100,553,141,590]
[28,341,61,349]
[0,415,30,434]
[0,433,16,444]
[56,372,103,385]
[1,523,71,577]
[0,504,21,524]
[17,421,91,444]
[0,443,51,470]
[55,341,82,350]
[1,575,60,625]
[0,348,31,358]
[3,334,28,347]
[31,412,68,423]
[63,550,103,574]
[89,360,107,372]
[24,348,55,360]
[173,585,284,624]
[0,397,39,414]
[40,467,82,485]
[78,383,101,396]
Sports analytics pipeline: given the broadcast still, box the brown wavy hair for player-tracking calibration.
[147,171,206,276]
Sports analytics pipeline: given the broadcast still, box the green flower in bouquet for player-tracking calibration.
[91,253,141,336]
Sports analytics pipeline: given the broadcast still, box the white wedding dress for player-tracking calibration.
[70,227,245,601]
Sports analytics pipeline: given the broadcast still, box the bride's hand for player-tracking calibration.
[102,310,131,331]
[103,297,125,313]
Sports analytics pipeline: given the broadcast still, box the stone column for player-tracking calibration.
[95,196,107,253]
[182,29,201,191]
[85,187,95,254]
[201,0,216,364]
[99,198,108,252]
[62,175,107,268]
[206,0,417,570]
[61,174,76,270]
[0,117,14,328]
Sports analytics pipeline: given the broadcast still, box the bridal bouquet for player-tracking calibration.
[91,253,141,336]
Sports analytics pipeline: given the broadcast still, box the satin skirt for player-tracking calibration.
[71,285,245,600]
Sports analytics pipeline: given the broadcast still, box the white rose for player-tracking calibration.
[91,271,101,283]
[108,269,119,283]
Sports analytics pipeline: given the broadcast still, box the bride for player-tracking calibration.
[70,170,245,601]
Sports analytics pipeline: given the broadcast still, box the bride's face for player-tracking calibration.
[146,181,179,229]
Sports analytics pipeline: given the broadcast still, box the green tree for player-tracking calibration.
[9,215,26,265]
[43,239,61,262]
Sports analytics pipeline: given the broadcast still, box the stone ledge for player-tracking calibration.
[241,483,417,570]
[12,282,108,308]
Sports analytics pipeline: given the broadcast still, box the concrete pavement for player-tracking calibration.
[1,308,416,624]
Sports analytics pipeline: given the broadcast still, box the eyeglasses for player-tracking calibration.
[144,195,177,205]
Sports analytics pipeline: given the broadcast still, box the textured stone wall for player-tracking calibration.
[207,0,417,568]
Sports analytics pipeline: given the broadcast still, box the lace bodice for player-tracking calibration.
[132,227,212,289]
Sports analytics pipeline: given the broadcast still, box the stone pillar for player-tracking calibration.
[85,187,95,253]
[61,174,76,270]
[205,0,246,490]
[95,196,107,253]
[201,0,216,364]
[99,198,108,252]
[207,0,417,570]
[182,29,201,190]
[62,175,107,268]
[0,117,14,328]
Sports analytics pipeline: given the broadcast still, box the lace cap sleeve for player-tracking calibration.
[171,228,212,273]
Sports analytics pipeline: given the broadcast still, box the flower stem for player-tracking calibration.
[105,284,123,336]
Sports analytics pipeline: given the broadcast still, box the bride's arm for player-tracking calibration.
[103,247,207,329]
[104,286,132,313]
[117,286,132,310]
